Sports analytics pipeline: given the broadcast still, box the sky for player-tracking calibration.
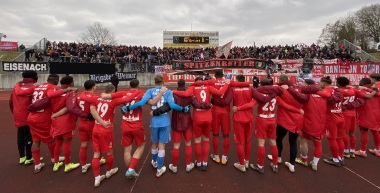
[0,0,378,48]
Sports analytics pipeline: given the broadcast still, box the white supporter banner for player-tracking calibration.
[155,65,165,74]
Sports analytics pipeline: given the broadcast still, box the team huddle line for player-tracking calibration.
[9,70,380,188]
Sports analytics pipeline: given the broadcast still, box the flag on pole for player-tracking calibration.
[216,41,233,58]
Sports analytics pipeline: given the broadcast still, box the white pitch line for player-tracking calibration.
[307,144,380,190]
[130,150,150,193]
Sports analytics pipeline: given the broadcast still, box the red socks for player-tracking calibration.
[185,145,192,165]
[54,140,63,163]
[313,141,322,158]
[106,154,114,171]
[129,157,139,170]
[63,140,72,165]
[245,142,251,162]
[79,146,87,166]
[47,141,56,159]
[343,135,349,150]
[202,141,210,163]
[212,136,219,155]
[236,143,244,165]
[172,148,179,167]
[328,138,339,158]
[337,138,345,158]
[223,137,230,157]
[257,146,265,166]
[360,129,369,151]
[92,157,100,177]
[372,130,380,149]
[194,142,202,163]
[270,145,278,165]
[32,148,41,165]
[350,135,356,150]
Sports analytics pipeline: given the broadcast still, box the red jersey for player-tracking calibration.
[375,83,380,126]
[86,91,141,130]
[20,83,65,123]
[339,87,366,117]
[111,90,145,130]
[277,88,304,133]
[77,91,97,124]
[10,79,37,127]
[232,87,256,123]
[210,78,230,113]
[357,86,378,130]
[325,87,344,122]
[51,85,88,137]
[173,83,228,121]
[302,89,331,138]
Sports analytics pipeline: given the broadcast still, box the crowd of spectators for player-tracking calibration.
[24,40,366,72]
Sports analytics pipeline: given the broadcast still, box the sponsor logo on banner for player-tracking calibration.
[173,58,267,69]
[154,66,165,74]
[89,72,137,83]
[2,62,48,71]
[0,41,18,50]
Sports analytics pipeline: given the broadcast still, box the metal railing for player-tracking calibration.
[13,38,48,62]
[336,39,379,62]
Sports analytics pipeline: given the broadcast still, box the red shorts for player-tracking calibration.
[212,112,231,135]
[55,130,75,139]
[92,128,114,153]
[300,131,322,141]
[172,129,193,143]
[254,118,276,139]
[193,120,212,138]
[121,127,146,147]
[78,121,95,142]
[28,121,54,143]
[325,120,346,139]
[233,122,252,144]
[344,116,356,133]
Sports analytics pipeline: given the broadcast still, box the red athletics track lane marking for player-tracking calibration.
[130,149,151,193]
[307,144,380,190]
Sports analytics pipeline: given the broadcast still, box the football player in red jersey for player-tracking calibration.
[152,79,212,173]
[173,77,229,171]
[76,80,105,173]
[20,74,75,173]
[249,78,303,174]
[85,84,140,187]
[49,76,94,173]
[209,70,232,165]
[368,73,380,156]
[9,71,38,166]
[335,77,378,158]
[101,79,164,178]
[295,78,333,171]
[355,78,380,157]
[321,77,345,167]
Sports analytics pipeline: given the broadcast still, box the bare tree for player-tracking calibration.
[318,16,358,45]
[356,4,380,43]
[80,21,117,45]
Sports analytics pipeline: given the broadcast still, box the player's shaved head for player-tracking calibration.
[260,78,272,86]
[236,74,245,82]
[370,73,380,81]
[130,79,139,88]
[105,84,115,93]
[84,80,96,90]
[47,74,60,85]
